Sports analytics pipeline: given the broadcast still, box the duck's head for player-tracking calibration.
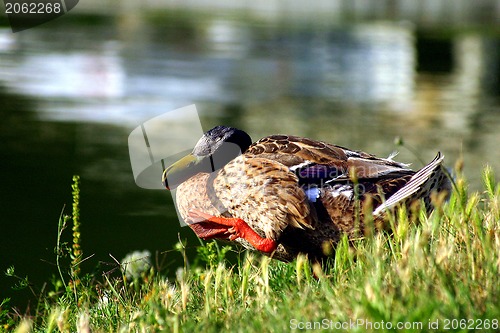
[162,125,252,190]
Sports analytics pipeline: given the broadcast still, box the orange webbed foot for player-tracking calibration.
[188,209,278,253]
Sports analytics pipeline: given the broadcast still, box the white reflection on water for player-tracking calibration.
[0,20,416,124]
[205,18,250,57]
[0,28,16,52]
[302,23,414,106]
[3,45,124,99]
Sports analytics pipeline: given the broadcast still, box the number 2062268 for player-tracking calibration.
[5,2,62,14]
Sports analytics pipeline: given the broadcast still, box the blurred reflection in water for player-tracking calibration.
[0,10,499,309]
[0,21,418,124]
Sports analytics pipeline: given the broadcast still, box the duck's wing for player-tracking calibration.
[372,152,449,215]
[212,155,315,240]
[246,135,413,184]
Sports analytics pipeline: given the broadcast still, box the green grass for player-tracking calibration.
[2,168,500,332]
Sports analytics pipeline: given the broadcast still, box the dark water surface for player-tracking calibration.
[1,10,500,309]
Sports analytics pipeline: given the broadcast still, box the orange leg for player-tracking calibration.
[188,209,278,253]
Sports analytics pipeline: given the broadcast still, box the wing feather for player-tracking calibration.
[213,155,314,240]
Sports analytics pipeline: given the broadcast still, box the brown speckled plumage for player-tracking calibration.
[165,126,451,262]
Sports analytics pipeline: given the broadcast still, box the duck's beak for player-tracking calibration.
[162,153,208,190]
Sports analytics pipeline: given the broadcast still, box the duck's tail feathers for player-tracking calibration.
[373,152,450,216]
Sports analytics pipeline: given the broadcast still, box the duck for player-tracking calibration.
[162,125,451,262]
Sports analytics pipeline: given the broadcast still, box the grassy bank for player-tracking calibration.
[2,168,499,332]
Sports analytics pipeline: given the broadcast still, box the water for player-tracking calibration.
[1,10,500,309]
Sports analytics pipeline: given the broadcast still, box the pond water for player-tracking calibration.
[1,9,500,309]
